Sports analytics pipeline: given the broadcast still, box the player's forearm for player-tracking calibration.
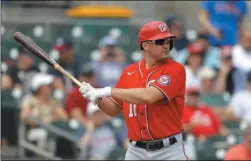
[239,16,247,38]
[111,87,155,104]
[96,97,122,117]
[198,10,215,33]
[215,72,227,93]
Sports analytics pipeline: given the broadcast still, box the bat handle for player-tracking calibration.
[54,64,83,87]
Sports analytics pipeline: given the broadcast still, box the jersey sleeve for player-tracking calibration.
[240,1,248,17]
[200,1,213,12]
[149,64,186,102]
[109,70,127,108]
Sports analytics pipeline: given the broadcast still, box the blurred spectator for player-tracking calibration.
[198,1,248,47]
[165,15,189,52]
[215,46,247,95]
[49,39,81,91]
[232,31,251,73]
[20,73,68,150]
[65,63,99,127]
[182,87,228,140]
[224,124,251,160]
[223,70,251,123]
[79,102,118,160]
[93,36,126,87]
[198,67,218,94]
[185,42,205,89]
[5,47,40,94]
[1,73,13,90]
[176,34,221,69]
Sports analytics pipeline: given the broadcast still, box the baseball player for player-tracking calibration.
[79,21,188,160]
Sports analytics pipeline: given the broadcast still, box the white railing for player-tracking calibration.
[18,117,81,159]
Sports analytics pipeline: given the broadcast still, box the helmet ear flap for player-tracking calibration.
[170,39,173,50]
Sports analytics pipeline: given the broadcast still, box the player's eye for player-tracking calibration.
[153,38,171,46]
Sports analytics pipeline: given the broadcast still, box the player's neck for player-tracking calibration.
[36,93,50,103]
[145,59,157,69]
[144,55,167,69]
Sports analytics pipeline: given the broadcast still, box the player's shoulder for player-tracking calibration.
[172,60,185,69]
[122,62,139,73]
[163,59,186,72]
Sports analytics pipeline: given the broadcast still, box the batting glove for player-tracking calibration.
[79,82,95,97]
[85,87,111,104]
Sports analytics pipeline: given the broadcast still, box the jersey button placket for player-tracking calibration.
[138,108,148,139]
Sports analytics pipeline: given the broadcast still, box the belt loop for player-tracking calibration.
[130,140,137,146]
[163,138,169,147]
[174,133,182,142]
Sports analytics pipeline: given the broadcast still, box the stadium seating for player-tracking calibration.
[2,23,140,65]
[195,135,229,160]
[1,89,20,146]
[200,93,231,107]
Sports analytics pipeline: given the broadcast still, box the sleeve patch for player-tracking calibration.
[157,75,171,86]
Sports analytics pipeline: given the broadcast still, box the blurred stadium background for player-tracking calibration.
[1,1,251,160]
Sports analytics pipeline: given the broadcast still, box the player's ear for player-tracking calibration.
[142,42,148,51]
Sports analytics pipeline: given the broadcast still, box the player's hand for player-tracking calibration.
[79,82,95,97]
[85,87,111,104]
[210,27,222,40]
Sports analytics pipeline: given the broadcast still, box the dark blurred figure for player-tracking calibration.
[182,87,228,140]
[223,70,251,124]
[49,39,81,92]
[20,73,68,150]
[5,47,40,94]
[93,37,126,87]
[198,67,219,94]
[224,124,251,160]
[176,34,221,69]
[165,15,189,52]
[198,1,248,47]
[185,42,205,89]
[79,102,118,160]
[215,46,246,95]
[232,30,251,73]
[65,63,99,127]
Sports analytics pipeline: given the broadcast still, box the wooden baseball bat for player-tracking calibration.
[13,31,83,87]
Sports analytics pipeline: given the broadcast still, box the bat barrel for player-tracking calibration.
[13,31,83,87]
[13,32,55,67]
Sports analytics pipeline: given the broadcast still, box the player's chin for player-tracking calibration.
[159,52,169,59]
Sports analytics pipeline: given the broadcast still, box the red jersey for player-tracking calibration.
[182,104,221,138]
[110,58,186,141]
[224,143,251,160]
[65,87,89,117]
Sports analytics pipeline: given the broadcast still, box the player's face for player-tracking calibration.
[39,84,52,95]
[143,38,171,60]
[185,93,200,106]
[188,54,203,68]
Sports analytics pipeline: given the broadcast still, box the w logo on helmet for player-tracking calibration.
[158,23,167,32]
